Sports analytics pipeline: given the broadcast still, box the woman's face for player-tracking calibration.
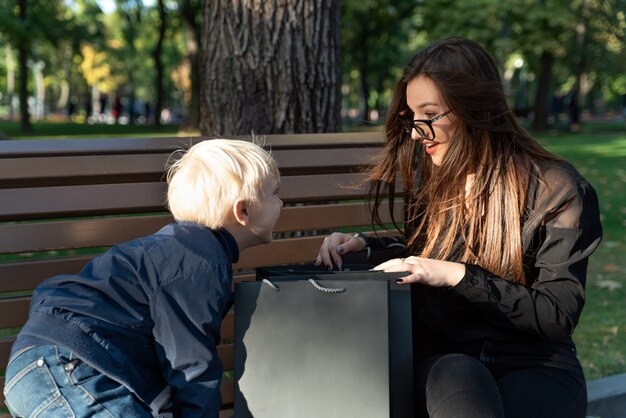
[405,76,458,166]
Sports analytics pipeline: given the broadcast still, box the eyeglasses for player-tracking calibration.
[399,110,451,141]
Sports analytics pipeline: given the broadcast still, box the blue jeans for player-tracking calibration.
[3,345,153,418]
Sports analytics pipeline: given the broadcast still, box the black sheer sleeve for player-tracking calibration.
[448,162,602,339]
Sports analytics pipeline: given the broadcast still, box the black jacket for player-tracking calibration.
[365,160,602,376]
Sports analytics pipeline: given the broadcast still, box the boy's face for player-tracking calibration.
[246,175,283,245]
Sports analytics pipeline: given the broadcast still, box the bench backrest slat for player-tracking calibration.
[0,173,375,221]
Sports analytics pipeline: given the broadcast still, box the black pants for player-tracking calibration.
[415,354,587,418]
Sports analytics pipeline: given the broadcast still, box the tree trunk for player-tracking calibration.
[200,0,341,136]
[358,29,370,124]
[6,45,15,119]
[180,0,201,131]
[572,0,590,121]
[18,0,32,133]
[120,3,141,125]
[153,0,167,128]
[531,51,553,131]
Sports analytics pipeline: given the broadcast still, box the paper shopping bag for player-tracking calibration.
[234,271,414,418]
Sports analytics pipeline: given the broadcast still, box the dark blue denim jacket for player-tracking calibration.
[13,222,238,418]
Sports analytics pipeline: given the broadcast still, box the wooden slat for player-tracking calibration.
[236,236,325,270]
[0,182,168,221]
[219,409,234,417]
[0,136,202,157]
[233,272,255,282]
[0,256,94,293]
[0,154,170,187]
[218,344,234,371]
[280,172,369,201]
[0,132,384,158]
[0,338,14,367]
[0,215,173,254]
[221,312,234,342]
[0,376,5,410]
[0,297,30,329]
[0,173,369,221]
[272,147,378,173]
[0,146,380,187]
[275,200,400,232]
[221,377,234,406]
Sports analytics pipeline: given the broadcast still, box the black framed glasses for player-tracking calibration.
[399,110,451,140]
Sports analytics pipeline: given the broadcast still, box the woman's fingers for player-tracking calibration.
[373,257,409,271]
[336,234,366,256]
[374,256,465,287]
[314,233,354,270]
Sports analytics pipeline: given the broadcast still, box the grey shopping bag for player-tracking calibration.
[234,271,414,418]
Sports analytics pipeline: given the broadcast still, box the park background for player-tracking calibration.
[0,0,625,383]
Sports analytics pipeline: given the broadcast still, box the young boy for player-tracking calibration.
[3,139,282,418]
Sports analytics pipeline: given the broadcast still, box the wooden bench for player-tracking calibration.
[0,132,399,417]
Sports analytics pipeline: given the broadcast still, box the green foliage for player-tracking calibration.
[341,0,420,119]
[1,0,624,131]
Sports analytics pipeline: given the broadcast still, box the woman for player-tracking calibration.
[316,37,602,418]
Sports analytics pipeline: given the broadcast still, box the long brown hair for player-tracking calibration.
[369,37,558,285]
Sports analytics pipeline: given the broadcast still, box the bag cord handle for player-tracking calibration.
[307,278,346,293]
[261,278,347,293]
[262,278,280,292]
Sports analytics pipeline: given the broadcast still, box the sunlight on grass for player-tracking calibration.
[0,119,191,140]
[541,134,626,158]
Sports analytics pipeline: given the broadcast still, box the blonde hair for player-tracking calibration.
[166,139,279,229]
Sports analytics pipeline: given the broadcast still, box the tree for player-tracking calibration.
[17,0,32,133]
[0,0,83,132]
[200,0,340,135]
[415,0,626,130]
[179,0,201,131]
[152,0,167,128]
[505,0,577,131]
[341,0,420,124]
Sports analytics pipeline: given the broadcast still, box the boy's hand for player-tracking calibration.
[314,232,366,270]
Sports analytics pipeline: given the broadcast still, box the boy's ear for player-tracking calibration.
[233,199,249,225]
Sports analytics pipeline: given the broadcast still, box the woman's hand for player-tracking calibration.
[373,256,466,287]
[314,232,367,270]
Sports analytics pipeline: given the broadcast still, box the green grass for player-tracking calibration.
[0,119,185,139]
[1,118,625,381]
